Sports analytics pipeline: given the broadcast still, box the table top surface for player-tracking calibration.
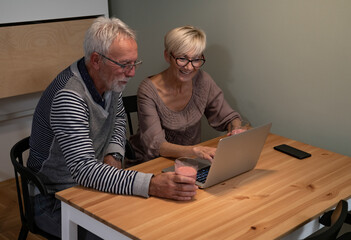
[56,133,351,240]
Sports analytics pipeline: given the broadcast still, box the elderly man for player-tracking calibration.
[28,17,197,238]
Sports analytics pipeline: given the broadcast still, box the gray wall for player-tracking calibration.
[110,0,351,157]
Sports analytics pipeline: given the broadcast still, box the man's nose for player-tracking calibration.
[124,67,136,77]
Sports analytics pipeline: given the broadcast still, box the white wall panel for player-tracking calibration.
[0,0,108,24]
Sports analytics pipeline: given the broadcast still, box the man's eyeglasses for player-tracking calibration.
[170,53,206,68]
[98,53,142,73]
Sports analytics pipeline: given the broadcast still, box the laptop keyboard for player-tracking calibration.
[196,166,211,183]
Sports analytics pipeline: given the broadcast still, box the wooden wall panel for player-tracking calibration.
[0,17,95,98]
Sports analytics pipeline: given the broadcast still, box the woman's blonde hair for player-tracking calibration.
[164,26,206,57]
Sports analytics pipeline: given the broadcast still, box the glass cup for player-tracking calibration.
[174,157,198,180]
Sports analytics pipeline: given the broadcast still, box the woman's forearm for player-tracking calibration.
[159,141,195,159]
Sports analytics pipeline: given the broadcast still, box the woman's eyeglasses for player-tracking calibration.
[170,53,206,68]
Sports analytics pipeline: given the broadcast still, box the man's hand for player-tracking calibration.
[148,172,198,201]
[192,146,216,162]
[103,155,122,169]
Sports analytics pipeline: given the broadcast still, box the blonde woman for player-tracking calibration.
[130,26,243,164]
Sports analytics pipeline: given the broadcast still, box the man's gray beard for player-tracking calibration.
[111,78,130,92]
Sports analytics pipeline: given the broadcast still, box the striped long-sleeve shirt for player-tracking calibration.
[28,58,152,197]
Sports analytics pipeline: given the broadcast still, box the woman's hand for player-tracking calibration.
[192,146,216,162]
[227,119,249,136]
[227,128,247,136]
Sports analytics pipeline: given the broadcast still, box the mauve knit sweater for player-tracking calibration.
[130,70,241,162]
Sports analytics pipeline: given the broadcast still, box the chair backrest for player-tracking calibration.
[10,136,58,239]
[304,200,348,240]
[122,95,138,136]
[337,232,351,240]
[122,95,138,162]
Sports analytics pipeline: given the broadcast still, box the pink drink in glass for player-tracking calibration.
[175,166,197,179]
[175,157,198,180]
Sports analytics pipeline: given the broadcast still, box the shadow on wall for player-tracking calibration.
[205,44,247,121]
[200,44,248,141]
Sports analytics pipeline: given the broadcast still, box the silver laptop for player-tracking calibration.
[162,123,272,188]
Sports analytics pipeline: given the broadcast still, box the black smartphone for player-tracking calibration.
[274,144,311,159]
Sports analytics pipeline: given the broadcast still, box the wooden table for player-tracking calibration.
[56,133,351,240]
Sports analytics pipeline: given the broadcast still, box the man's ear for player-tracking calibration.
[90,52,101,70]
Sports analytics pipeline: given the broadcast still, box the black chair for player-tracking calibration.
[337,232,351,240]
[10,136,60,240]
[304,200,348,240]
[122,95,138,163]
[318,202,351,240]
[122,95,138,136]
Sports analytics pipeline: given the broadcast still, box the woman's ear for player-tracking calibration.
[164,50,171,64]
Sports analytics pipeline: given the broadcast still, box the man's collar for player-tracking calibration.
[77,57,105,108]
